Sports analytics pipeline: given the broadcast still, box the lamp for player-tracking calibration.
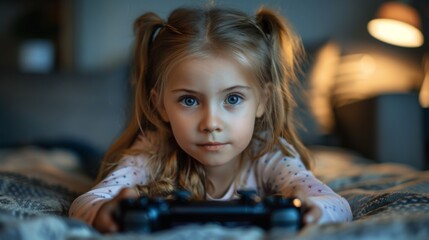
[421,54,429,107]
[367,1,424,48]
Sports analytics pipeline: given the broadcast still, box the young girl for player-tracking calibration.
[69,6,352,233]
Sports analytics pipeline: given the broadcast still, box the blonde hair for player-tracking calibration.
[96,6,311,199]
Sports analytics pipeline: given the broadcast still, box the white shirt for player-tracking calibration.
[69,138,352,225]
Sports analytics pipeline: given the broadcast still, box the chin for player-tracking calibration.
[196,156,239,168]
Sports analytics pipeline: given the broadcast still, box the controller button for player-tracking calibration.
[120,198,135,209]
[237,189,258,202]
[137,196,150,207]
[175,189,192,201]
[152,197,169,212]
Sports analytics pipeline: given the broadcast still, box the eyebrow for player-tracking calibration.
[171,85,252,93]
[222,85,252,93]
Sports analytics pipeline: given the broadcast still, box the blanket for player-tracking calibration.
[0,146,428,239]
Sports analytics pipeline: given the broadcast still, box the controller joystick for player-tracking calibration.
[236,189,258,202]
[174,189,192,202]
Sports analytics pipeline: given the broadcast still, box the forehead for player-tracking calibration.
[165,56,258,91]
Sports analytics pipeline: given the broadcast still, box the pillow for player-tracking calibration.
[0,146,93,193]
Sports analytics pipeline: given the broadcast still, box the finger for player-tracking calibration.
[291,191,322,225]
[304,204,322,224]
[115,187,140,200]
[93,201,120,233]
[95,188,140,233]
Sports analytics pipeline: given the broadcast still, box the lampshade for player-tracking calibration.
[367,2,424,48]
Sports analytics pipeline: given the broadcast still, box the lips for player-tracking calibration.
[197,142,227,151]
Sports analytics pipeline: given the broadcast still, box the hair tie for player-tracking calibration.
[150,23,165,42]
[163,22,183,35]
[151,22,182,42]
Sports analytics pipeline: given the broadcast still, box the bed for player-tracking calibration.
[0,145,428,239]
[1,70,428,239]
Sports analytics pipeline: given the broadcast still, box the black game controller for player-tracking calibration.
[117,189,303,233]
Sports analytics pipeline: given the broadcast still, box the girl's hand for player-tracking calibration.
[294,192,322,226]
[93,187,140,233]
[300,197,322,226]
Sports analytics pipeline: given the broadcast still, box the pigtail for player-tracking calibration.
[255,8,312,169]
[96,13,165,182]
[132,12,167,133]
[256,7,303,82]
[132,13,164,86]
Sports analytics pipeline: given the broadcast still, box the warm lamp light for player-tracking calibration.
[420,54,429,108]
[368,2,424,48]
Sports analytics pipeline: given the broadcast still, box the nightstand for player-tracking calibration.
[334,93,426,170]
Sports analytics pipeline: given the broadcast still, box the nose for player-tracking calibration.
[199,105,222,133]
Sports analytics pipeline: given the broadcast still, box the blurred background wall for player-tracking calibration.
[71,0,386,72]
[1,0,425,72]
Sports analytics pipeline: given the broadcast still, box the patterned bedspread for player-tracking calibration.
[0,146,428,239]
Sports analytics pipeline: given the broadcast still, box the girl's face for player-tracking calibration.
[158,56,265,171]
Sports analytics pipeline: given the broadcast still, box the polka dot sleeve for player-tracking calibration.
[256,138,352,223]
[68,154,149,225]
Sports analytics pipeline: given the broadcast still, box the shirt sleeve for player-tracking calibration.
[256,138,352,223]
[68,154,149,225]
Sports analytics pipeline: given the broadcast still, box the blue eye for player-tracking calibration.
[180,96,198,106]
[225,94,242,105]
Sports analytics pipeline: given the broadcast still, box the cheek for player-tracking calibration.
[230,114,256,145]
[167,113,195,143]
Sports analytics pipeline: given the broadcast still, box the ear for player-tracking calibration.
[256,84,270,118]
[256,100,265,118]
[151,90,170,122]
